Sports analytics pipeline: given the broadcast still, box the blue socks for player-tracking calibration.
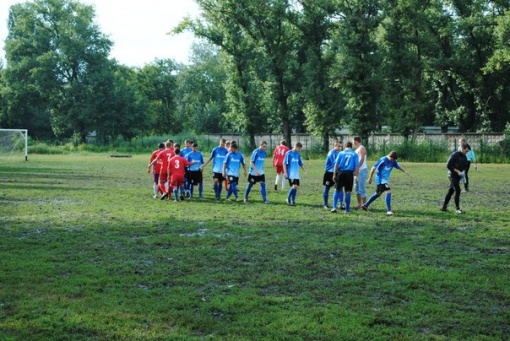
[345,193,351,212]
[260,182,267,202]
[245,183,253,199]
[323,186,330,206]
[385,193,392,211]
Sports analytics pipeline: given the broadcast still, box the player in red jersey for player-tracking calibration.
[147,140,175,199]
[148,142,165,198]
[272,140,290,191]
[162,148,198,202]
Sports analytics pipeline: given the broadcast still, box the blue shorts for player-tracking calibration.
[356,168,368,197]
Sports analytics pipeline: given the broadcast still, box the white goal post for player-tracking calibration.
[0,129,28,161]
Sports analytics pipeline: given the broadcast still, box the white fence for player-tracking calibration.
[202,133,506,152]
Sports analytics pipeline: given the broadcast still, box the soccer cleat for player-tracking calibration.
[153,195,158,199]
[263,200,270,204]
[173,199,178,202]
[455,209,463,214]
[331,208,337,213]
[274,185,278,191]
[160,193,168,201]
[180,195,185,201]
[243,198,249,203]
[361,205,368,211]
[440,207,447,212]
[340,205,345,211]
[323,205,329,210]
[387,211,394,216]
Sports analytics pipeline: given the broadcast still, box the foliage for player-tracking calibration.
[0,156,509,340]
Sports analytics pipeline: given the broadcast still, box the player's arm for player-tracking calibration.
[147,155,160,172]
[399,165,410,176]
[358,146,366,168]
[243,163,247,177]
[367,166,375,184]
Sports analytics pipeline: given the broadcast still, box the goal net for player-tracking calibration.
[0,129,28,161]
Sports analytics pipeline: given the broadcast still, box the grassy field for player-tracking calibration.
[0,154,509,340]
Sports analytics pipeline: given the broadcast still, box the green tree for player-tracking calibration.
[3,0,112,142]
[137,59,178,134]
[330,0,383,142]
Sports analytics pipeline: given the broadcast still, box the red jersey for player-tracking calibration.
[150,148,164,174]
[273,145,290,167]
[155,148,175,174]
[168,155,192,179]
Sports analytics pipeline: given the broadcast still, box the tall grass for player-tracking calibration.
[25,134,510,163]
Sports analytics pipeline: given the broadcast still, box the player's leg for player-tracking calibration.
[260,182,267,203]
[441,179,456,211]
[385,190,392,212]
[464,162,471,191]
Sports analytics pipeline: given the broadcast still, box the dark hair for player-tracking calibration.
[280,140,287,146]
[175,148,181,155]
[354,136,361,143]
[345,141,353,148]
[192,142,198,147]
[389,151,398,159]
[158,143,165,149]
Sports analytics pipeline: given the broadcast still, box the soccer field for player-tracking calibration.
[1,154,509,340]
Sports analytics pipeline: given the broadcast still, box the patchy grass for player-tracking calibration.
[0,154,509,340]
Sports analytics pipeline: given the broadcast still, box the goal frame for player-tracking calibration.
[0,128,28,161]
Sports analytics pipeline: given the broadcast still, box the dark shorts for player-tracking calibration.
[248,174,265,184]
[213,172,225,182]
[323,172,334,187]
[376,183,391,195]
[185,168,191,180]
[153,173,160,183]
[288,178,300,186]
[227,175,239,184]
[334,171,354,192]
[189,170,203,185]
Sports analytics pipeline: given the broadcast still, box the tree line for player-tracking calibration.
[0,0,509,150]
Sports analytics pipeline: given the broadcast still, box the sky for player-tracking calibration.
[0,0,201,67]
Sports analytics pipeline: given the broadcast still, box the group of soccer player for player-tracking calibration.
[147,136,412,216]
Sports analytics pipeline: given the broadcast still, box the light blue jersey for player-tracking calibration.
[209,146,228,173]
[180,147,193,158]
[284,150,304,180]
[249,148,266,175]
[186,151,204,171]
[334,148,359,172]
[373,156,401,185]
[224,151,245,177]
[325,149,341,172]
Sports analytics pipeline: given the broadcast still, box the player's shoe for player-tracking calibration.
[243,198,249,203]
[180,195,185,201]
[455,209,463,214]
[440,206,447,212]
[153,194,158,199]
[386,211,394,216]
[330,208,337,213]
[160,193,168,200]
[361,205,368,211]
[323,205,329,210]
[173,199,178,202]
[263,200,270,204]
[274,185,278,191]
[340,205,345,211]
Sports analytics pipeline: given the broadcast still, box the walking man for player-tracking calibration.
[441,144,469,213]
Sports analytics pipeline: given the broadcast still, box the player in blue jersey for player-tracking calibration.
[223,142,247,201]
[244,141,269,203]
[283,142,307,206]
[201,138,228,200]
[186,142,205,199]
[361,151,409,216]
[331,141,359,213]
[323,141,342,209]
[180,139,193,197]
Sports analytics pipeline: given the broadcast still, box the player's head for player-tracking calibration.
[165,141,172,148]
[459,138,466,147]
[185,139,192,147]
[388,151,398,160]
[220,138,226,147]
[173,143,181,149]
[231,142,238,151]
[334,140,342,150]
[226,140,231,147]
[460,144,470,154]
[192,142,198,151]
[345,141,353,149]
[294,142,303,151]
[167,139,174,144]
[175,148,181,155]
[280,140,287,146]
[158,143,165,149]
[353,136,361,146]
[259,141,267,150]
